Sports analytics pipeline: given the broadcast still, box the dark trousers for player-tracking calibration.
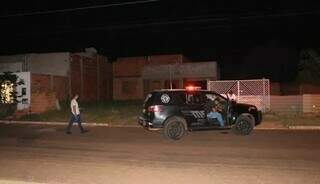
[66,114,84,132]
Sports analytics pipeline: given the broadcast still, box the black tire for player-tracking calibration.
[163,117,186,140]
[232,115,254,135]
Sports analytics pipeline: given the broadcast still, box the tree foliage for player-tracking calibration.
[298,49,320,85]
[0,72,24,104]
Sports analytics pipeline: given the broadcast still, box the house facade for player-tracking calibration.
[0,52,112,113]
[113,54,219,100]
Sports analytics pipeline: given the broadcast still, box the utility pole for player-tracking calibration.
[169,65,172,89]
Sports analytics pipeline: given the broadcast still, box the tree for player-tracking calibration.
[298,49,320,85]
[0,72,24,118]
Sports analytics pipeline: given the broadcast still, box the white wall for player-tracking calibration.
[0,53,70,77]
[15,72,31,110]
[28,53,70,77]
[0,55,26,73]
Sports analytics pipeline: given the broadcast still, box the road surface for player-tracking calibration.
[0,123,320,184]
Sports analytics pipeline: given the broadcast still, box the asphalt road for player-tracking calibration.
[0,123,320,184]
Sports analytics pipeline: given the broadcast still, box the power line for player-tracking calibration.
[0,0,159,18]
[3,10,319,37]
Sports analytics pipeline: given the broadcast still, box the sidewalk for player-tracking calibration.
[0,120,139,128]
[1,120,320,130]
[255,121,320,130]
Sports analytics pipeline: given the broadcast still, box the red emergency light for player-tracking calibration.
[185,86,201,91]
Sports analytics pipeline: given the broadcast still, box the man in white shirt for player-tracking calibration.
[66,94,88,134]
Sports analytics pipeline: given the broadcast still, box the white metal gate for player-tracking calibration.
[207,79,270,112]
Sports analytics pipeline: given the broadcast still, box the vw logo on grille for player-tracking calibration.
[161,94,170,103]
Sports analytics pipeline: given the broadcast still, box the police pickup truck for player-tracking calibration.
[138,87,262,140]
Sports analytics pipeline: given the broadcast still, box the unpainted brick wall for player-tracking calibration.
[113,54,187,100]
[113,56,147,77]
[83,56,98,101]
[30,73,68,113]
[30,91,56,114]
[70,54,112,102]
[31,74,51,93]
[70,54,82,97]
[32,74,68,100]
[53,76,68,100]
[113,54,186,77]
[148,54,184,65]
[98,55,113,100]
[113,77,143,100]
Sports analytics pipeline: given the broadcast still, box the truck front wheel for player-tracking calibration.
[232,115,254,135]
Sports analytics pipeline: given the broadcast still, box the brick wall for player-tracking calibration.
[113,54,187,100]
[30,91,56,114]
[113,54,185,77]
[113,56,147,77]
[113,77,143,100]
[70,53,112,101]
[30,73,67,113]
[82,56,98,101]
[70,54,82,97]
[31,74,51,93]
[98,55,113,100]
[53,76,68,100]
[148,54,184,65]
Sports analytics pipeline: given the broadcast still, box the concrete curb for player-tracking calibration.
[288,125,320,130]
[0,120,140,128]
[1,120,320,130]
[254,127,288,130]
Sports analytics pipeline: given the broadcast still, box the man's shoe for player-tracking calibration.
[81,130,89,134]
[66,131,72,134]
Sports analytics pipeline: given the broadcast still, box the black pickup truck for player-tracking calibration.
[139,88,262,140]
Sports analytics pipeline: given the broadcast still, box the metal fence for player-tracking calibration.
[207,79,270,112]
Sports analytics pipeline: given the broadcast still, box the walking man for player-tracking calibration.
[66,94,88,134]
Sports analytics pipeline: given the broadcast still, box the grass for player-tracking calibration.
[18,100,142,125]
[263,111,320,127]
[17,101,320,127]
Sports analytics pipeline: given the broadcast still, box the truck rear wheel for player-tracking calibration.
[163,117,186,140]
[232,115,254,135]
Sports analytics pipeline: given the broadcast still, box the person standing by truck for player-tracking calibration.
[66,94,88,134]
[227,90,237,102]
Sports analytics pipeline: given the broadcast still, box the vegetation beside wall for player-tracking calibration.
[0,72,24,119]
[18,100,142,125]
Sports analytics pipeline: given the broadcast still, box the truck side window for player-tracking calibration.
[186,93,203,105]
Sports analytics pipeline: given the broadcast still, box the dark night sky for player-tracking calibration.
[0,1,320,81]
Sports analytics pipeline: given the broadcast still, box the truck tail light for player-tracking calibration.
[148,105,163,112]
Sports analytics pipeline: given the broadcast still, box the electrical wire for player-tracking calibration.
[0,0,159,18]
[13,10,318,36]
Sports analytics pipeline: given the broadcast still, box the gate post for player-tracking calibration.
[262,78,266,112]
[237,81,240,101]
